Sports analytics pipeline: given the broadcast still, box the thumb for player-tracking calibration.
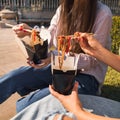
[72,81,79,93]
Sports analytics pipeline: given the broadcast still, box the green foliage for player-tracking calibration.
[111,16,120,54]
[102,17,120,102]
[101,67,120,102]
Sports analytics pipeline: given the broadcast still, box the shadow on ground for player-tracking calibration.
[101,85,120,102]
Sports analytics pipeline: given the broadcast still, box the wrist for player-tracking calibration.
[71,106,83,117]
[92,44,103,58]
[74,108,94,120]
[73,108,85,119]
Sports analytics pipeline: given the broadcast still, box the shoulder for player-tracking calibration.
[97,1,112,17]
[56,5,61,14]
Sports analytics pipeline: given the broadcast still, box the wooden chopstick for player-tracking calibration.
[5,23,32,33]
[22,29,32,33]
[5,23,14,28]
[69,33,95,39]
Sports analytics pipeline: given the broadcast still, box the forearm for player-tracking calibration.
[74,108,119,120]
[93,46,120,72]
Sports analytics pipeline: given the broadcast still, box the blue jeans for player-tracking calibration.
[16,72,99,112]
[0,64,52,104]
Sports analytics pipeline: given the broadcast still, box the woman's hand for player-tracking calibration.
[79,33,102,56]
[13,23,32,38]
[27,57,51,69]
[49,82,83,114]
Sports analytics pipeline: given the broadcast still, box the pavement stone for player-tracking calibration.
[0,28,28,120]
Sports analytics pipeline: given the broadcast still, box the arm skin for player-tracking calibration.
[53,114,72,120]
[79,33,120,72]
[49,82,120,120]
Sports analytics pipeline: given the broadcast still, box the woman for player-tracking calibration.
[0,0,112,108]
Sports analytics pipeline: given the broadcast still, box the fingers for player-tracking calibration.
[71,82,79,96]
[49,85,55,95]
[40,58,51,66]
[79,36,87,47]
[72,81,79,92]
[49,85,57,96]
[13,23,31,38]
[27,60,34,67]
[12,24,24,31]
[49,85,64,101]
[49,85,61,98]
[49,81,79,96]
[49,82,79,100]
[27,60,46,69]
[80,33,94,42]
[78,33,94,51]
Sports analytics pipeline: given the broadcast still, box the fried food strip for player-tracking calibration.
[31,29,44,46]
[57,32,81,69]
[57,36,65,69]
[57,35,71,69]
[57,32,94,69]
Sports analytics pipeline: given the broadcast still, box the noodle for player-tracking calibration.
[57,32,83,69]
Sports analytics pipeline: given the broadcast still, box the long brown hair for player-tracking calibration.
[58,0,97,35]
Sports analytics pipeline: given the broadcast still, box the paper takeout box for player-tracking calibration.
[51,51,79,72]
[15,28,51,64]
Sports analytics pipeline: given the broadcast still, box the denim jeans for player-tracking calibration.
[0,64,52,104]
[13,95,77,120]
[16,72,99,112]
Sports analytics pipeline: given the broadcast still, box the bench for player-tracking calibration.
[18,10,55,27]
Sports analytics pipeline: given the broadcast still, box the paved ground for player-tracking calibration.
[0,28,28,120]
